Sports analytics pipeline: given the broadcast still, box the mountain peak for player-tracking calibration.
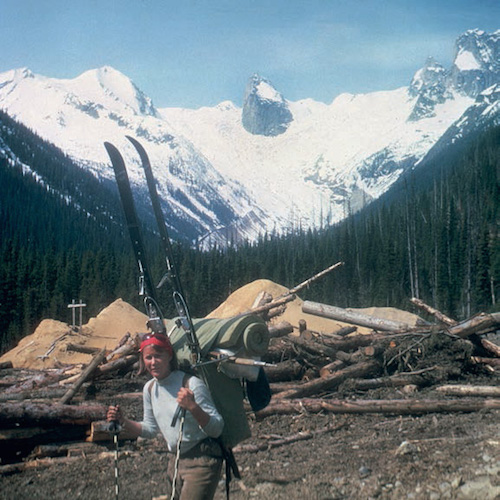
[73,66,157,117]
[450,29,500,97]
[241,74,293,136]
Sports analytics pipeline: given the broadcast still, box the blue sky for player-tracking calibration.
[1,0,499,108]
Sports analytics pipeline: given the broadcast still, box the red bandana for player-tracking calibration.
[139,334,174,355]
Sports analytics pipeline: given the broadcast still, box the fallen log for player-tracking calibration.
[480,338,500,357]
[60,348,107,404]
[256,397,500,418]
[335,346,382,364]
[0,402,106,427]
[87,420,139,442]
[4,368,76,395]
[0,424,90,464]
[319,360,346,378]
[302,301,413,332]
[94,354,139,377]
[283,262,344,297]
[264,359,304,382]
[244,294,296,317]
[435,384,500,397]
[335,326,358,337]
[447,312,500,338]
[0,387,73,402]
[65,343,101,355]
[273,360,380,399]
[410,298,455,326]
[29,441,105,459]
[287,335,339,359]
[267,321,294,338]
[472,356,500,368]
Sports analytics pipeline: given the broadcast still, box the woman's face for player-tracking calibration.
[142,345,172,379]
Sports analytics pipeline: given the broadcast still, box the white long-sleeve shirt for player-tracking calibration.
[140,370,224,454]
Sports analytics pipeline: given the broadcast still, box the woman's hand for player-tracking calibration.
[176,387,198,412]
[177,388,210,428]
[107,405,123,424]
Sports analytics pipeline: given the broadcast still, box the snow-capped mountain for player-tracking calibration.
[0,29,499,245]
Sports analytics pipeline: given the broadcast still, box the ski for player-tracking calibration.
[103,141,166,336]
[125,135,201,367]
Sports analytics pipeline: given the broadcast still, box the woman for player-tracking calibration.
[107,333,224,500]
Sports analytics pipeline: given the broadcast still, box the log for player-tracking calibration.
[65,343,101,355]
[0,402,106,427]
[60,348,107,404]
[256,397,500,418]
[471,356,500,368]
[273,360,380,399]
[245,293,296,316]
[284,262,344,296]
[410,298,455,326]
[287,335,338,358]
[480,338,500,357]
[267,321,294,338]
[30,442,104,459]
[87,420,139,442]
[0,425,89,464]
[264,359,304,382]
[435,384,500,397]
[303,301,413,332]
[321,333,389,352]
[105,337,138,362]
[335,326,358,337]
[0,387,72,402]
[334,346,382,364]
[319,360,346,378]
[94,354,139,376]
[447,312,500,338]
[4,368,76,395]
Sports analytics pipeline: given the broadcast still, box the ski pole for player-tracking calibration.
[109,416,121,500]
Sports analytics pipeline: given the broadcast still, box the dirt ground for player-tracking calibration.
[1,372,499,500]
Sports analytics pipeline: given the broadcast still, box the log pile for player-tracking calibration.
[0,265,499,472]
[258,295,500,421]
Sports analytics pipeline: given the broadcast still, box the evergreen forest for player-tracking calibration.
[0,110,498,355]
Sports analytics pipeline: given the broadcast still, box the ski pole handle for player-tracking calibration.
[171,405,186,427]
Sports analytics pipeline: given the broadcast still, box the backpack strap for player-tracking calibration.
[147,378,156,397]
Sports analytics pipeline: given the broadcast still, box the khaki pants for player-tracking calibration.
[167,441,223,500]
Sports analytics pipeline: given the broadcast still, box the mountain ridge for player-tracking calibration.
[1,29,500,245]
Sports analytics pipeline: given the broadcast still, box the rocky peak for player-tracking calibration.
[241,74,293,136]
[408,57,450,121]
[449,29,500,97]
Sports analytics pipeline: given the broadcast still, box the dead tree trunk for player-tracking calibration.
[435,384,500,397]
[273,360,380,399]
[256,397,500,418]
[302,301,413,332]
[60,348,107,404]
[448,312,500,338]
[0,402,106,427]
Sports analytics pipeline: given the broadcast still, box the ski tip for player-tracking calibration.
[126,135,144,151]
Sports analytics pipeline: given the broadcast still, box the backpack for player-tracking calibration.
[167,314,271,448]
